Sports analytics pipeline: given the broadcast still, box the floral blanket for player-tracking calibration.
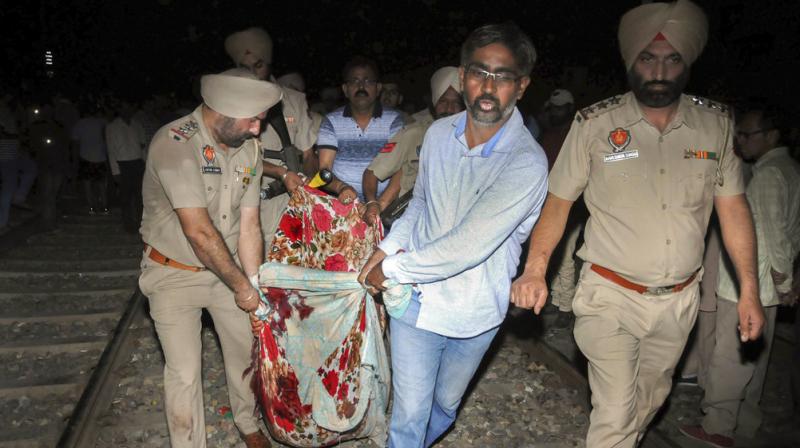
[252,186,390,447]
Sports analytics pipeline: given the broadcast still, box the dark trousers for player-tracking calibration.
[793,304,800,414]
[117,159,144,232]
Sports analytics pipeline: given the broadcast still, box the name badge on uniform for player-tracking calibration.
[201,145,222,174]
[604,150,639,163]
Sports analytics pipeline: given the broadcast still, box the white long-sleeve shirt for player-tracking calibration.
[105,117,145,175]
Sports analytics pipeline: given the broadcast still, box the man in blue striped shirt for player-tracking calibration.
[316,56,404,203]
[360,23,548,447]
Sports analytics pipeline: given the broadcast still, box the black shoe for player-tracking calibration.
[553,311,575,329]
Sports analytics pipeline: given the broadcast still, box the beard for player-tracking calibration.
[464,92,516,127]
[628,68,689,108]
[216,116,252,148]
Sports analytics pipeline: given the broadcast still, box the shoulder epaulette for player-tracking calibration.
[575,94,626,123]
[688,96,732,118]
[169,119,199,143]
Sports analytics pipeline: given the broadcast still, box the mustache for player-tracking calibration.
[643,80,675,88]
[472,94,499,108]
[355,90,368,96]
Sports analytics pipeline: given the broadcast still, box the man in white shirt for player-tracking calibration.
[106,98,146,233]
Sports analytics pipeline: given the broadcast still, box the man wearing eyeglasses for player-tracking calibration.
[315,56,404,203]
[359,23,547,447]
[510,1,764,446]
[680,106,800,447]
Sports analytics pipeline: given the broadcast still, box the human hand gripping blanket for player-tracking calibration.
[249,185,408,447]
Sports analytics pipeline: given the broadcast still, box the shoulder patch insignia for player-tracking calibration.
[577,94,626,122]
[379,142,397,153]
[169,120,199,143]
[690,96,732,118]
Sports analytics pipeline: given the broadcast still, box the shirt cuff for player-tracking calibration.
[382,254,402,282]
[378,238,405,258]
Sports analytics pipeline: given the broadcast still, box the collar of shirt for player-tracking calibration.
[452,109,518,158]
[754,146,789,170]
[618,92,697,131]
[342,102,383,118]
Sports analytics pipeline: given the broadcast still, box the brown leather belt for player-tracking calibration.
[145,245,206,272]
[590,264,697,295]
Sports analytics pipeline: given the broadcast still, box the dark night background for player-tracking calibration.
[3,0,800,113]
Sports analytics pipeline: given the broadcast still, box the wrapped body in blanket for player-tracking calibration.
[251,185,403,447]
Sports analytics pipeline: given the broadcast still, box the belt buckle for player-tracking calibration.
[646,286,672,295]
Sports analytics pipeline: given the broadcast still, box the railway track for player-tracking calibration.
[2,212,794,447]
[0,213,143,448]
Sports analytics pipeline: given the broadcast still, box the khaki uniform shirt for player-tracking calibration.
[549,92,744,286]
[141,106,263,266]
[409,109,434,127]
[367,121,430,196]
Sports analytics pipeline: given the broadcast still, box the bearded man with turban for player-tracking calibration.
[510,1,765,446]
[225,27,319,254]
[139,68,281,448]
[361,66,465,225]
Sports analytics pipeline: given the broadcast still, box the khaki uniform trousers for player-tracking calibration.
[572,263,700,448]
[680,220,721,388]
[550,220,583,312]
[701,300,777,438]
[260,192,290,254]
[139,257,259,448]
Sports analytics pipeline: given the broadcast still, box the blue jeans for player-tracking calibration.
[388,305,499,448]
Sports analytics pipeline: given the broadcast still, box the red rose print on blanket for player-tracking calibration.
[312,203,333,232]
[324,253,349,272]
[331,199,353,216]
[279,214,303,242]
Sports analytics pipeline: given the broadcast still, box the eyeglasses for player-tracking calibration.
[465,66,520,87]
[735,128,773,140]
[345,78,378,88]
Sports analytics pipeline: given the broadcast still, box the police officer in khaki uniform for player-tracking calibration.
[225,27,318,251]
[510,1,765,446]
[139,69,280,448]
[362,67,463,223]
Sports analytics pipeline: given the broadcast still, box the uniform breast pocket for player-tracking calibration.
[203,179,219,204]
[600,159,651,207]
[675,162,715,208]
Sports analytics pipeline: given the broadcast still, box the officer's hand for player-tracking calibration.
[362,202,381,226]
[737,294,765,342]
[234,286,261,312]
[283,171,305,193]
[510,271,549,314]
[337,185,357,205]
[359,248,387,295]
[249,312,264,336]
